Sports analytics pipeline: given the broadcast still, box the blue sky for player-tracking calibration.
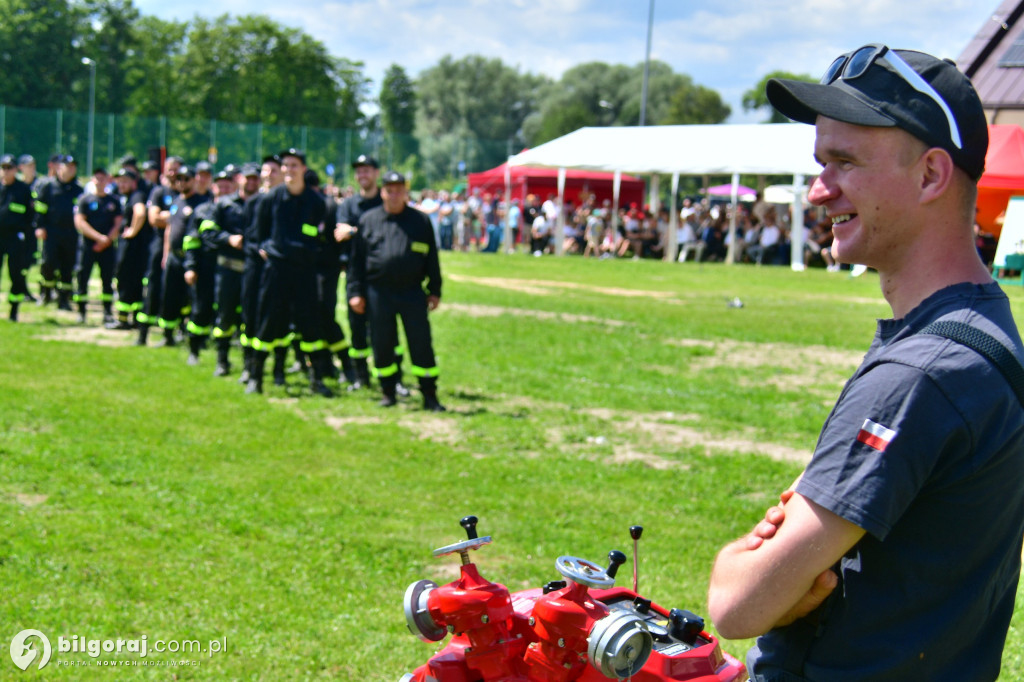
[134,0,997,123]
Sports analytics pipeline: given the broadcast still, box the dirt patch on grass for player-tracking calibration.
[398,414,462,446]
[445,302,626,327]
[37,325,136,348]
[669,338,863,373]
[12,493,49,507]
[449,274,676,300]
[325,415,385,434]
[581,407,811,464]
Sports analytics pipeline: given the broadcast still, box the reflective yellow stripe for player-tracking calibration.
[348,347,372,359]
[301,223,318,237]
[409,365,440,378]
[411,241,429,254]
[186,321,212,335]
[183,235,201,251]
[199,219,218,232]
[328,339,350,353]
[299,339,326,353]
[8,202,26,213]
[374,363,399,378]
[34,201,48,214]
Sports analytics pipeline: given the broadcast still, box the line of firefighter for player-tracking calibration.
[6,149,445,411]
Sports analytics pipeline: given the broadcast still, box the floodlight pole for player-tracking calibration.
[82,57,96,173]
[639,0,654,126]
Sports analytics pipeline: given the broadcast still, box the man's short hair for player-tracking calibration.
[766,45,988,180]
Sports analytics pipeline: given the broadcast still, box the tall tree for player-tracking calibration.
[0,0,85,109]
[380,64,416,135]
[78,0,140,115]
[415,54,548,181]
[743,71,816,123]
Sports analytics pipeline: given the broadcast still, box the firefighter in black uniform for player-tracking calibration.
[157,166,207,347]
[247,148,332,397]
[0,154,35,321]
[34,155,83,309]
[239,156,282,384]
[109,168,151,329]
[136,156,182,345]
[182,167,233,365]
[347,171,446,411]
[73,167,122,325]
[17,154,41,296]
[336,154,390,391]
[204,164,257,377]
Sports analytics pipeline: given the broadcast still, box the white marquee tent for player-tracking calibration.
[506,123,821,266]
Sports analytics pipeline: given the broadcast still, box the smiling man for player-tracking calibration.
[707,46,1024,681]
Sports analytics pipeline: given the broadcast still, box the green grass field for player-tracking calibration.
[2,252,1022,680]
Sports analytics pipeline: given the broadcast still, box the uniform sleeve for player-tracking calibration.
[795,362,969,541]
[200,201,229,251]
[424,216,442,298]
[182,204,204,270]
[346,217,367,300]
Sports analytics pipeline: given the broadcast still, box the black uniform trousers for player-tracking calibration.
[366,284,437,387]
[114,231,152,318]
[40,229,77,293]
[213,258,244,343]
[74,240,116,310]
[187,255,216,343]
[1,230,28,303]
[159,252,190,330]
[318,264,348,355]
[256,257,323,353]
[137,236,164,327]
[240,256,263,350]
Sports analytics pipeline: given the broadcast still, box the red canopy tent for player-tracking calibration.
[978,124,1024,238]
[467,160,646,207]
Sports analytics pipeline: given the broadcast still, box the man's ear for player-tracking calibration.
[919,148,955,204]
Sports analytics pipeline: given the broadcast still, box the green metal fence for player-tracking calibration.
[0,104,512,188]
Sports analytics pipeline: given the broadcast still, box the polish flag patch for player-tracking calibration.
[856,418,898,452]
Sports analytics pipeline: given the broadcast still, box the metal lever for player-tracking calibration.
[629,525,643,594]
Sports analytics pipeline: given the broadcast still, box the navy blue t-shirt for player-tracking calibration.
[751,282,1024,681]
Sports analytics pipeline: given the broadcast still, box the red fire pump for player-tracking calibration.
[400,516,747,682]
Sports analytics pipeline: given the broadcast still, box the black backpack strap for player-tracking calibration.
[917,320,1024,407]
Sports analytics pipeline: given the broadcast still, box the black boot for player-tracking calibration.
[420,378,447,412]
[9,302,19,322]
[214,340,231,377]
[57,290,72,311]
[187,335,202,366]
[348,356,371,391]
[76,302,87,324]
[238,346,252,384]
[289,338,308,374]
[339,351,356,385]
[309,350,334,398]
[379,377,398,408]
[136,324,149,346]
[38,286,51,307]
[246,351,267,394]
[102,303,115,327]
[161,327,177,347]
[273,346,287,386]
[395,354,411,397]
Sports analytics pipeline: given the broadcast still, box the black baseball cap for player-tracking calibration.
[766,45,988,180]
[49,153,63,164]
[240,163,260,177]
[175,166,195,179]
[278,148,306,165]
[261,153,281,166]
[0,154,15,167]
[195,161,213,174]
[18,154,34,165]
[382,170,406,185]
[215,164,239,180]
[116,168,138,181]
[141,160,159,172]
[352,154,379,169]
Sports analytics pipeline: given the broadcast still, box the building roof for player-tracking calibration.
[959,1,1024,109]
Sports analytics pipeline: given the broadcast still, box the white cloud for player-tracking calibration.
[133,0,996,122]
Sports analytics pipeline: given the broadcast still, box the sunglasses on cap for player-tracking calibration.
[820,44,962,150]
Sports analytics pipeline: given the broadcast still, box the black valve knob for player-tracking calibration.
[633,597,652,614]
[543,580,567,594]
[629,525,644,540]
[460,515,479,540]
[606,550,627,578]
[669,608,705,645]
